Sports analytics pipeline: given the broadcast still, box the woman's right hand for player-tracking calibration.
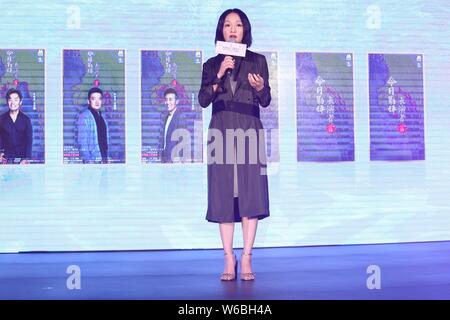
[217,56,235,79]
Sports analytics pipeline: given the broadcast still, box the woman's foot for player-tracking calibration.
[221,252,237,281]
[240,252,255,281]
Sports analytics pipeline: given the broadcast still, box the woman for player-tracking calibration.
[198,8,271,281]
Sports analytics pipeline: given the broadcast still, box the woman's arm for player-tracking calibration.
[253,55,271,108]
[198,60,219,108]
[198,56,233,108]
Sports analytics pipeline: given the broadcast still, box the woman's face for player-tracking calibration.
[222,12,244,43]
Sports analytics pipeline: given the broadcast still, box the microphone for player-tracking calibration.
[226,38,236,77]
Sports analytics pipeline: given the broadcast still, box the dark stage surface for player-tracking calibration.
[1,241,449,300]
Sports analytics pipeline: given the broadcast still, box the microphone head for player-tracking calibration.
[227,38,236,43]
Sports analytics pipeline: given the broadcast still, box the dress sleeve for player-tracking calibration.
[254,55,271,108]
[198,59,222,108]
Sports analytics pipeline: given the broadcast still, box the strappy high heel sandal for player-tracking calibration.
[220,252,238,281]
[240,252,255,281]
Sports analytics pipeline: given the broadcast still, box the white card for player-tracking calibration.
[215,41,247,57]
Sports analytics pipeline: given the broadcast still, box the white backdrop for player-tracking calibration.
[0,0,449,252]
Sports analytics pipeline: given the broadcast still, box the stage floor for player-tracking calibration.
[1,241,449,300]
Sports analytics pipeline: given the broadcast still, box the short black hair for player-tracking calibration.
[163,88,178,98]
[5,88,23,102]
[88,87,103,100]
[215,8,252,47]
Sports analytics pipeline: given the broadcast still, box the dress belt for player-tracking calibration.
[211,101,260,118]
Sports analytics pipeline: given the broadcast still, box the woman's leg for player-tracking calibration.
[219,222,236,275]
[241,216,258,276]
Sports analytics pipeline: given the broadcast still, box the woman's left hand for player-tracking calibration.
[248,73,264,92]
